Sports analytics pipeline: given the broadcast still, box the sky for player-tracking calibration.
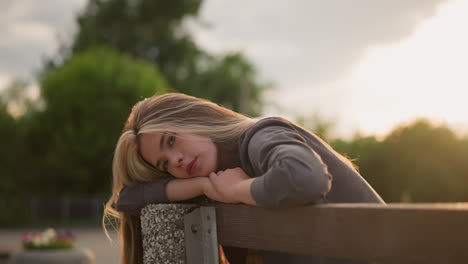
[1,0,468,138]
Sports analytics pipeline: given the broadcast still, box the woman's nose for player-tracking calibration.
[169,152,183,169]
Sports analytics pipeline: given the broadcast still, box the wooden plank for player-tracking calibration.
[184,207,219,264]
[213,203,468,264]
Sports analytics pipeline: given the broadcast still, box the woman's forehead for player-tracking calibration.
[140,132,160,145]
[139,132,178,159]
[139,133,161,164]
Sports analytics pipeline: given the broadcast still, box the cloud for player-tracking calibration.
[0,0,86,81]
[344,0,468,136]
[0,0,456,136]
[0,0,447,85]
[191,0,448,90]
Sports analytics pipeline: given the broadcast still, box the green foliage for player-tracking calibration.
[296,113,337,141]
[0,196,33,226]
[72,0,202,86]
[3,0,265,204]
[0,79,37,117]
[331,119,468,202]
[377,120,467,202]
[0,104,24,194]
[25,46,169,194]
[60,0,265,115]
[184,52,267,116]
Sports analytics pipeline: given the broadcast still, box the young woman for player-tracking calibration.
[103,93,384,264]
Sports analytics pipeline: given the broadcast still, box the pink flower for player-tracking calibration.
[22,228,75,250]
[21,233,30,241]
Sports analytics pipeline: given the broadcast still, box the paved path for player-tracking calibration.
[0,227,120,263]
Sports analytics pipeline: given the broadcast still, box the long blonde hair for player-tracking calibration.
[103,93,257,264]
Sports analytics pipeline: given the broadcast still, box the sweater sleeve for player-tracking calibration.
[116,177,173,214]
[247,125,332,208]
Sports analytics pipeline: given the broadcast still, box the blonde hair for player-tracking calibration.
[103,93,257,263]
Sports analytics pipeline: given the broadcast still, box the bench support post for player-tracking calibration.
[184,206,219,264]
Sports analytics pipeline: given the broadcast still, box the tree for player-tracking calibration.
[71,0,201,87]
[331,134,388,201]
[0,104,23,195]
[332,119,468,203]
[0,79,40,117]
[185,52,266,116]
[0,79,37,195]
[25,46,169,194]
[296,112,337,141]
[47,0,266,115]
[375,119,467,202]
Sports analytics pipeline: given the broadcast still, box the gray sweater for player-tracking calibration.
[243,117,384,207]
[116,117,384,214]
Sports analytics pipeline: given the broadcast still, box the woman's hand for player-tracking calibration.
[200,177,231,203]
[208,168,257,206]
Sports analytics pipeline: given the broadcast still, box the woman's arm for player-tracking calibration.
[117,176,223,213]
[247,126,333,208]
[116,178,172,213]
[253,145,332,208]
[208,125,332,208]
[166,176,245,204]
[165,177,205,201]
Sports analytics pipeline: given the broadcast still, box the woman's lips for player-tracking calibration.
[186,158,197,176]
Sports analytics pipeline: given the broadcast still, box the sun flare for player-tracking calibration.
[347,0,468,136]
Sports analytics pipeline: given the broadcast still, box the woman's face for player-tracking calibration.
[139,132,218,179]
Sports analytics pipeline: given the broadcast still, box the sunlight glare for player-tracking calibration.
[348,0,468,136]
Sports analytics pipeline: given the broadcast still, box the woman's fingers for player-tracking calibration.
[207,168,253,205]
[209,171,237,203]
[209,172,222,192]
[209,171,218,181]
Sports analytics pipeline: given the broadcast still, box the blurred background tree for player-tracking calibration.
[0,103,23,195]
[330,119,468,203]
[47,0,266,116]
[0,79,32,196]
[16,47,169,195]
[1,0,268,202]
[296,113,337,141]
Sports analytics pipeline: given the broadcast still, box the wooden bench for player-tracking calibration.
[136,203,468,264]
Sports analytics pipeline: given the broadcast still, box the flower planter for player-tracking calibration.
[9,248,94,264]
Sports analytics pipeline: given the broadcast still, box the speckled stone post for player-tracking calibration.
[140,204,197,264]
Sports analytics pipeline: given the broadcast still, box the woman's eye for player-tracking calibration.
[163,161,169,172]
[169,135,176,146]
